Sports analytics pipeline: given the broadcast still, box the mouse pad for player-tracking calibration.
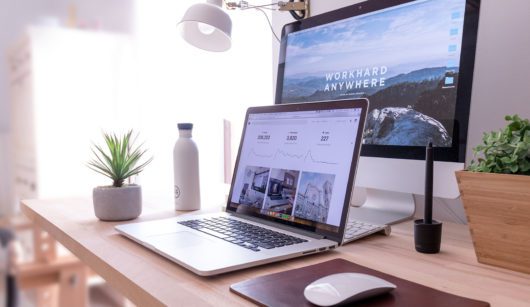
[230,258,490,307]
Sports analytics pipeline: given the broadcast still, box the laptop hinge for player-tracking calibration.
[231,213,325,240]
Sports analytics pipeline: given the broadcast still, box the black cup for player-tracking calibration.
[414,219,442,254]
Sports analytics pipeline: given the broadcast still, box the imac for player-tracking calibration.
[275,0,481,225]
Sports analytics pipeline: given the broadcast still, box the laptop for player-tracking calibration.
[116,99,369,276]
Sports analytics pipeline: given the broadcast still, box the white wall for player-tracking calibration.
[0,0,133,131]
[0,0,133,213]
[272,0,530,223]
[466,0,530,163]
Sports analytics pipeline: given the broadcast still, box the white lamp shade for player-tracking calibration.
[178,2,232,52]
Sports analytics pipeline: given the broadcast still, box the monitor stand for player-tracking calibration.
[348,187,416,225]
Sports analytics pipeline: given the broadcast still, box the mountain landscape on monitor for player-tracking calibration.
[281,0,466,147]
[282,67,458,147]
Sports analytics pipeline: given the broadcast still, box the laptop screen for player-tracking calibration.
[228,102,365,235]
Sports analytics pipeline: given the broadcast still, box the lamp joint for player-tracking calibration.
[278,1,308,12]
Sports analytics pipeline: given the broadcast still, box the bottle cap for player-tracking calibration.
[178,123,193,130]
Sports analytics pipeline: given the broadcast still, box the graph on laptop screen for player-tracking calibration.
[229,108,362,233]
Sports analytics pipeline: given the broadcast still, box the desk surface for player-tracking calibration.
[21,198,530,307]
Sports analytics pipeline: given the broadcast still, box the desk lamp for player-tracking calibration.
[178,0,310,52]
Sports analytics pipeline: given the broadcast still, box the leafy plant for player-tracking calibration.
[88,130,153,187]
[468,115,530,175]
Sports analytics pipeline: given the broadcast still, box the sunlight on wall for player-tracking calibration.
[8,27,139,211]
[133,0,273,207]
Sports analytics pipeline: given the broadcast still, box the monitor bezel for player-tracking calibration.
[274,0,481,163]
[225,99,368,244]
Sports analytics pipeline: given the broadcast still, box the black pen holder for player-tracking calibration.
[414,219,442,254]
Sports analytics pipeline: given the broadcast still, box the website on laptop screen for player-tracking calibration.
[229,107,362,233]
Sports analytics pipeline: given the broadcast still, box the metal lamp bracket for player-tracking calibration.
[279,1,310,18]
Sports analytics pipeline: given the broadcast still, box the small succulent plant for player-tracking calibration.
[468,115,530,175]
[88,130,153,187]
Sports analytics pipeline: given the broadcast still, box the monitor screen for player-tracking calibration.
[228,106,364,234]
[276,0,480,161]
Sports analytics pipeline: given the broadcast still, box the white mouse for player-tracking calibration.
[303,273,396,306]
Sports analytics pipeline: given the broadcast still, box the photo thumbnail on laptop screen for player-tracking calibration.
[281,0,467,147]
[229,108,362,233]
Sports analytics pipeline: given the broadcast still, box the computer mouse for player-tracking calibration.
[303,272,396,306]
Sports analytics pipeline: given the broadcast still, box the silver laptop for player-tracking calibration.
[116,99,368,276]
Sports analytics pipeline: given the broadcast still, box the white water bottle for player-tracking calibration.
[173,123,201,210]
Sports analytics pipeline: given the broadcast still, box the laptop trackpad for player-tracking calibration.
[147,231,214,249]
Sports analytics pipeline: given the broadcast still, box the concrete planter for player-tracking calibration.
[93,184,142,221]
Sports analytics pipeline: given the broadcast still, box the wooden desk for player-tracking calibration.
[21,198,530,307]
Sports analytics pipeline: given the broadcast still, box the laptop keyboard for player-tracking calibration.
[343,219,390,243]
[178,217,308,252]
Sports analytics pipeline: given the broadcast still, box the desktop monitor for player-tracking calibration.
[275,0,481,224]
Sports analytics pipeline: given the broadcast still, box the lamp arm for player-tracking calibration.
[277,1,307,12]
[225,0,310,19]
[226,1,276,10]
[282,0,308,20]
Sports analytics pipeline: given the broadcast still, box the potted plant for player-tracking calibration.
[88,130,153,221]
[455,115,530,274]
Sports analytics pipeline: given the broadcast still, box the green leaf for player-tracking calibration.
[524,130,530,143]
[469,114,530,175]
[500,156,511,164]
[87,130,153,185]
[519,159,530,173]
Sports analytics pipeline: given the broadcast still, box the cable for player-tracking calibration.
[254,7,281,42]
[251,7,275,10]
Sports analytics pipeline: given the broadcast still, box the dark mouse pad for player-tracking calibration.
[229,258,490,307]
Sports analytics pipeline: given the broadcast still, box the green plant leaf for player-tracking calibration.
[87,130,153,187]
[468,114,530,175]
